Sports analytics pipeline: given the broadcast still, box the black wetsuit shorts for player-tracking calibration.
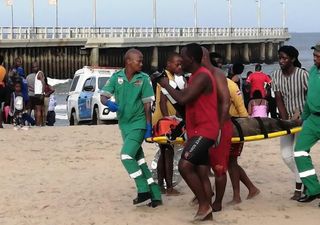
[181,136,215,165]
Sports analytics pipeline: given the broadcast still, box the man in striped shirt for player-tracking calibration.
[272,45,309,200]
[294,43,320,206]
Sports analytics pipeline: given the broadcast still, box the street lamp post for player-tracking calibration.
[193,0,198,29]
[6,0,14,38]
[56,0,59,28]
[256,0,261,29]
[93,0,97,28]
[31,0,35,37]
[280,1,286,29]
[227,0,232,35]
[153,0,157,36]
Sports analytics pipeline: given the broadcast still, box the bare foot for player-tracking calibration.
[212,202,222,212]
[247,188,260,199]
[189,196,198,206]
[227,198,242,205]
[166,188,181,196]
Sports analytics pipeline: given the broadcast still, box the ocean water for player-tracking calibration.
[53,33,320,126]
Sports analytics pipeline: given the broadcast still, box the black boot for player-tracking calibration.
[147,200,163,208]
[133,192,151,205]
[298,193,320,203]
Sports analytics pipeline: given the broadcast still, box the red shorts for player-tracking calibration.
[209,120,233,177]
[230,143,244,157]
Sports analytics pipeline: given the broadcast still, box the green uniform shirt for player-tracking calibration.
[101,69,155,131]
[302,65,320,120]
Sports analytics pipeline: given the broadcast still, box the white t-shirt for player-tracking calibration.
[48,94,56,111]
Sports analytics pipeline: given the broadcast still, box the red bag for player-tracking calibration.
[153,116,181,137]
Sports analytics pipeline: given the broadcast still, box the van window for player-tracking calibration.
[82,78,92,91]
[90,77,96,90]
[69,76,80,92]
[98,77,109,90]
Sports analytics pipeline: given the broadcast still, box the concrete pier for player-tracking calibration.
[151,46,159,71]
[226,44,232,63]
[260,42,266,62]
[90,47,99,66]
[0,26,290,78]
[243,44,250,63]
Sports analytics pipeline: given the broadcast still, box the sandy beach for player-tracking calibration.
[1,125,320,225]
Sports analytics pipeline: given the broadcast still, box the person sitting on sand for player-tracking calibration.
[100,48,162,208]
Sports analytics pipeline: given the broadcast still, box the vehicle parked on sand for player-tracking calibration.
[67,66,120,125]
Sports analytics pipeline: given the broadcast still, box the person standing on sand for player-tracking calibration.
[158,43,220,222]
[152,52,184,196]
[0,55,7,128]
[294,42,320,206]
[202,47,231,212]
[227,78,260,204]
[100,48,162,208]
[272,45,309,200]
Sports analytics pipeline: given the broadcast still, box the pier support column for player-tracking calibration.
[151,46,159,71]
[279,41,284,47]
[226,44,232,64]
[209,44,216,53]
[175,46,180,53]
[260,43,266,63]
[90,47,99,66]
[243,44,250,63]
[267,42,274,63]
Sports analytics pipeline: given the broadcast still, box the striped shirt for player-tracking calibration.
[272,67,309,118]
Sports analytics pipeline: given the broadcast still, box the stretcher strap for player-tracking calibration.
[276,118,291,134]
[169,121,185,140]
[231,117,245,142]
[254,117,268,138]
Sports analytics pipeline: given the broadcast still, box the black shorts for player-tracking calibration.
[0,87,7,103]
[29,95,44,108]
[181,136,215,165]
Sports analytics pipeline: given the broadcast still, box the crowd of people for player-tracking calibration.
[0,57,56,129]
[99,42,320,222]
[1,42,319,222]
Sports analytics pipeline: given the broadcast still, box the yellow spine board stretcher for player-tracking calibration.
[146,127,302,144]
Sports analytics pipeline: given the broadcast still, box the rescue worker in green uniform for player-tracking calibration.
[100,48,162,208]
[294,43,320,206]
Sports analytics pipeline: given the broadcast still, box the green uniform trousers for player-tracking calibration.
[294,114,320,196]
[120,129,161,201]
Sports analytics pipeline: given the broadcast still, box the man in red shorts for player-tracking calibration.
[158,43,220,222]
[201,47,232,212]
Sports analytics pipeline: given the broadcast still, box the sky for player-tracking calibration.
[0,0,318,32]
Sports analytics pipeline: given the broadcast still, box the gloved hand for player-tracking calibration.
[105,100,119,112]
[144,123,153,139]
[214,129,222,148]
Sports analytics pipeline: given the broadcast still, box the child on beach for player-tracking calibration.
[46,94,56,126]
[248,90,268,118]
[9,82,34,130]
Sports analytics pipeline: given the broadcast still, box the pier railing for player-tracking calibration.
[0,27,289,40]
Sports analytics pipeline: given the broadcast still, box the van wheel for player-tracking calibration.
[92,107,102,125]
[70,111,79,126]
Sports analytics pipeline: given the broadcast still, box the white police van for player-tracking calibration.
[67,66,120,125]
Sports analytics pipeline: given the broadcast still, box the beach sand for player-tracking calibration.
[1,125,320,225]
